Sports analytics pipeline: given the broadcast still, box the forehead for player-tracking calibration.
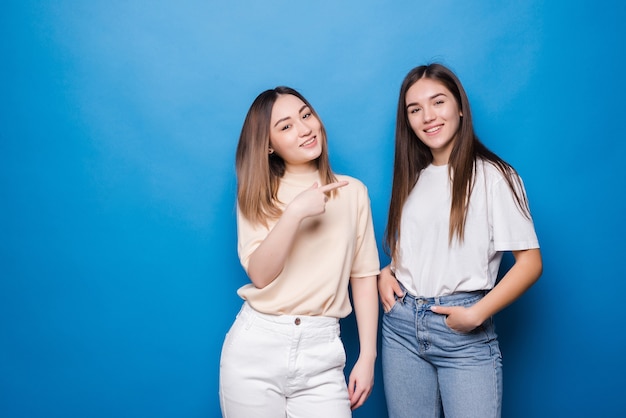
[271,94,307,121]
[405,77,453,104]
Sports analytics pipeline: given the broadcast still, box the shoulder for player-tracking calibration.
[333,174,371,206]
[336,173,364,183]
[335,174,368,192]
[476,158,519,184]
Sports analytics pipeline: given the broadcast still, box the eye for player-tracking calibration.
[434,99,445,105]
[409,107,421,114]
[302,112,312,119]
[280,124,291,131]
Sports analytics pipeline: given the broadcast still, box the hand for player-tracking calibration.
[430,305,483,333]
[347,356,374,410]
[378,265,403,313]
[286,181,348,220]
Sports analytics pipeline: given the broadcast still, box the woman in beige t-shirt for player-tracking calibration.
[219,86,380,418]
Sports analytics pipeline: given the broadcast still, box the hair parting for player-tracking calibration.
[235,86,337,227]
[384,63,530,258]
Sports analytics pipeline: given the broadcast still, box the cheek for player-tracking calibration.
[269,133,290,152]
[445,108,462,125]
[408,118,422,136]
[311,116,321,128]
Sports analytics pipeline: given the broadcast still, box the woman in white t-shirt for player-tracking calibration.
[219,86,380,417]
[378,63,543,418]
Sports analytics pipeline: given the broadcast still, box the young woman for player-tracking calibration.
[219,86,380,417]
[379,64,542,418]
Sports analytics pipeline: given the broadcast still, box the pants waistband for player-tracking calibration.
[240,302,339,328]
[398,283,488,307]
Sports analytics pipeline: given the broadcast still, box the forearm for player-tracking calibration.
[473,248,543,322]
[350,275,379,360]
[247,210,302,288]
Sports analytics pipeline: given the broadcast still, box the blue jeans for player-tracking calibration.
[382,289,502,418]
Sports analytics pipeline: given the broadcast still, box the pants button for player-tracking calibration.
[294,318,301,325]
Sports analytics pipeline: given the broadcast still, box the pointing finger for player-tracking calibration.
[318,181,349,193]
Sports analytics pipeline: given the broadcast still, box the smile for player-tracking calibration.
[424,125,442,134]
[300,137,317,147]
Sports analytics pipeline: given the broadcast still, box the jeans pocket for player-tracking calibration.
[385,300,401,316]
[441,314,478,335]
[331,335,347,367]
[438,296,485,336]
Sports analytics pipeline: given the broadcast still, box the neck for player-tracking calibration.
[431,151,449,166]
[284,161,318,174]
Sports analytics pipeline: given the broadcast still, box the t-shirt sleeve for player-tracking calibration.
[236,206,271,273]
[491,174,540,252]
[350,183,381,278]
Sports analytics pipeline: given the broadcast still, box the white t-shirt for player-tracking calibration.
[237,170,380,318]
[393,160,539,297]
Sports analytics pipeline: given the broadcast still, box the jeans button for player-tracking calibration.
[294,318,301,325]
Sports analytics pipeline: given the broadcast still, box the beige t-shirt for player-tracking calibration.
[236,170,380,318]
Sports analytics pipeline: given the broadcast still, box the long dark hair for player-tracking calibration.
[384,63,530,257]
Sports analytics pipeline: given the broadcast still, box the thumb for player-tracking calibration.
[393,283,404,298]
[347,375,356,397]
[309,182,319,190]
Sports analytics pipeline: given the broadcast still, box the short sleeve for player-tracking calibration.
[236,206,271,272]
[491,174,540,252]
[350,183,380,278]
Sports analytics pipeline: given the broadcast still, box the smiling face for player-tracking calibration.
[405,77,462,166]
[269,94,323,173]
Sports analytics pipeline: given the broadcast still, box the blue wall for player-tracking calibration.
[1,1,625,417]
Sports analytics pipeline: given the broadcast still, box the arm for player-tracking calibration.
[431,248,543,332]
[246,181,348,288]
[377,264,405,313]
[347,275,378,410]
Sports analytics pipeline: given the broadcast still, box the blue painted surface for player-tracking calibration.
[1,1,625,417]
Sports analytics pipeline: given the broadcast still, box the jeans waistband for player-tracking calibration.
[398,283,487,307]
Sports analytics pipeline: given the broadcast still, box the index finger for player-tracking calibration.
[318,180,349,193]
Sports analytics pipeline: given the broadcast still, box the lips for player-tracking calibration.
[299,136,317,147]
[424,125,443,134]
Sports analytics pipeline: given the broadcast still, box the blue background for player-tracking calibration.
[1,1,625,417]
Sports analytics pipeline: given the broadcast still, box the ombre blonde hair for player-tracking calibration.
[235,86,337,226]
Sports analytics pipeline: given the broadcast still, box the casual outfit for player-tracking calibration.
[382,160,539,418]
[220,170,380,418]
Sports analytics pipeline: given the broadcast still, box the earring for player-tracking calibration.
[268,148,274,155]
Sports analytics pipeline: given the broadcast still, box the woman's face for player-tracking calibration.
[269,94,322,173]
[405,77,462,165]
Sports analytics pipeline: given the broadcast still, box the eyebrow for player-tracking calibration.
[273,105,309,127]
[406,93,447,109]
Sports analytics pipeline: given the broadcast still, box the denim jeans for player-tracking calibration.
[219,302,351,418]
[382,289,502,418]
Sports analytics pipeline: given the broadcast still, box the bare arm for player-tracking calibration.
[246,181,348,288]
[347,275,378,410]
[432,248,543,332]
[377,264,404,313]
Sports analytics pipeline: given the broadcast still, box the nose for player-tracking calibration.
[422,106,435,123]
[296,119,312,136]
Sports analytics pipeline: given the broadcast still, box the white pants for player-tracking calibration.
[219,303,351,418]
